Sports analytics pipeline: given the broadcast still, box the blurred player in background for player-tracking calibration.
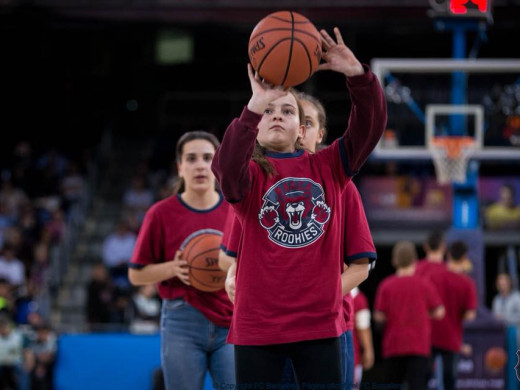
[415,230,446,277]
[374,241,444,390]
[128,131,235,390]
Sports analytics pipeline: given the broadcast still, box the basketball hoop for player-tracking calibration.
[430,136,477,184]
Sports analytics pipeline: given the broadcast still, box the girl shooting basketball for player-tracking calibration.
[212,27,386,387]
[128,131,235,390]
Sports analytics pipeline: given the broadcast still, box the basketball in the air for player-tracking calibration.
[248,11,322,87]
[484,346,507,373]
[181,230,226,292]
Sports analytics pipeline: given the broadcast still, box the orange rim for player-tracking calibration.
[432,136,476,159]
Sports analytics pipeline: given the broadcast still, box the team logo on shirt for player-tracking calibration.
[258,177,331,248]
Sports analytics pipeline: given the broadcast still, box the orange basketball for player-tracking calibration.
[484,346,507,372]
[181,230,226,292]
[248,11,322,87]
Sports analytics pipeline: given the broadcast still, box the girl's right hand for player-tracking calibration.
[246,63,288,115]
[171,250,191,286]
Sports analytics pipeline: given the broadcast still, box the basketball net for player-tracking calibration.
[430,136,477,185]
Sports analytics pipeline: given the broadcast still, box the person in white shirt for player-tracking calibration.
[0,244,25,287]
[492,272,520,344]
[101,221,136,289]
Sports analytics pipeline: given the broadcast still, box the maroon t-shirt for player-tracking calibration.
[374,274,442,358]
[211,69,386,345]
[415,259,446,278]
[342,181,377,330]
[129,194,233,328]
[428,269,478,352]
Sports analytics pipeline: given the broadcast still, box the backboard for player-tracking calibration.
[370,58,520,161]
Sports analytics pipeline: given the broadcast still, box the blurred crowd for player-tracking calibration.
[84,158,176,334]
[0,141,89,390]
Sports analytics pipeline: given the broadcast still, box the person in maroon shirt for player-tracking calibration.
[374,241,444,390]
[427,240,478,390]
[212,27,386,388]
[415,229,447,278]
[128,131,234,390]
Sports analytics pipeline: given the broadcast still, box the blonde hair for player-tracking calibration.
[392,241,417,269]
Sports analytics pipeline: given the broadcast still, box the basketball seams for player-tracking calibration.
[293,38,314,80]
[184,235,207,263]
[280,11,295,86]
[249,11,321,87]
[187,247,221,266]
[257,38,292,82]
[268,15,312,24]
[250,28,321,46]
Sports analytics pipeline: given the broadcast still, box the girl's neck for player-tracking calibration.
[396,264,415,276]
[180,189,220,210]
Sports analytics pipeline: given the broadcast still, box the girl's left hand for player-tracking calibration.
[317,27,364,77]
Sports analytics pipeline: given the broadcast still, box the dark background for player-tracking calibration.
[1,1,519,156]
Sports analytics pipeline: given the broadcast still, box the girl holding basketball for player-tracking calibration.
[219,90,377,389]
[128,131,235,390]
[212,27,386,387]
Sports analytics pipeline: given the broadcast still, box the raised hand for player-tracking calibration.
[246,63,288,115]
[318,27,364,77]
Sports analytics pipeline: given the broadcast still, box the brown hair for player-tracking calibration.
[294,90,328,146]
[173,131,220,194]
[392,240,417,269]
[448,240,468,262]
[252,89,305,177]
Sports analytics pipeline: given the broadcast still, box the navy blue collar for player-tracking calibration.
[265,149,304,158]
[177,193,223,213]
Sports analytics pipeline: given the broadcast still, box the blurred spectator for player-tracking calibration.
[0,278,15,318]
[0,244,25,288]
[25,322,56,390]
[122,175,154,227]
[28,243,50,297]
[86,264,114,327]
[101,221,136,289]
[35,148,68,197]
[130,285,161,334]
[485,184,520,229]
[18,204,41,256]
[59,161,86,214]
[0,200,15,240]
[3,226,32,266]
[492,273,520,330]
[43,208,67,245]
[0,177,30,220]
[110,289,133,325]
[33,195,62,230]
[0,312,26,390]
